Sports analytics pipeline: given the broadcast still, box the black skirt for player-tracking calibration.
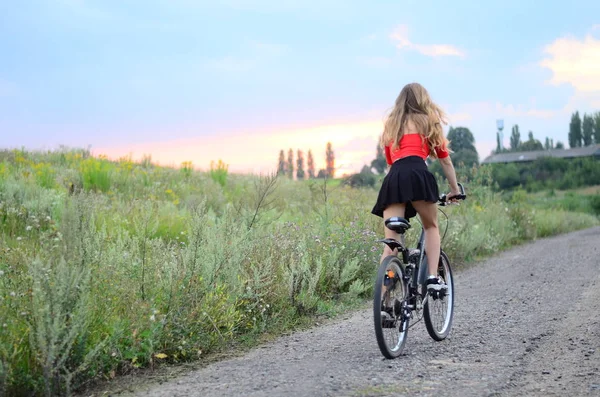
[371,156,440,220]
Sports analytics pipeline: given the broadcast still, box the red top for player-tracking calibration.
[384,133,449,165]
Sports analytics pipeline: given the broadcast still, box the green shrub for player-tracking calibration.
[79,157,113,193]
[589,194,600,215]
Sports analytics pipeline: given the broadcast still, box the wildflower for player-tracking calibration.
[9,291,15,297]
[0,270,4,276]
[150,314,156,321]
[26,226,32,231]
[16,237,22,241]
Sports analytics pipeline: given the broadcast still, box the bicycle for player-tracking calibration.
[373,183,467,359]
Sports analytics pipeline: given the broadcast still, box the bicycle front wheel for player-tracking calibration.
[423,250,454,341]
[373,255,409,359]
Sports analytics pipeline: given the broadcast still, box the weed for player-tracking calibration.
[209,160,228,187]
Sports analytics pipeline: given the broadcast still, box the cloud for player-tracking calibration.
[390,25,465,58]
[539,30,600,93]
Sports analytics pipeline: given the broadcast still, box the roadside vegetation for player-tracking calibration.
[0,148,598,395]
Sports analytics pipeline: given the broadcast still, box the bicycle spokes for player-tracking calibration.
[374,257,410,359]
[423,252,454,341]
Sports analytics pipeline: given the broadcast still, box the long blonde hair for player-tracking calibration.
[380,82,450,158]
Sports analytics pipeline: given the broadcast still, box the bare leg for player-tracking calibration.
[411,200,440,277]
[380,203,406,263]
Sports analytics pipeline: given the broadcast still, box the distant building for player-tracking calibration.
[481,144,600,164]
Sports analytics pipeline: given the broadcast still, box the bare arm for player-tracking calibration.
[438,156,461,196]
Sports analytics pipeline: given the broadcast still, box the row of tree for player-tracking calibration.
[495,111,600,154]
[277,142,335,180]
[496,125,564,154]
[569,111,600,148]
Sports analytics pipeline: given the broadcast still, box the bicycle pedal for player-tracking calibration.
[380,312,396,328]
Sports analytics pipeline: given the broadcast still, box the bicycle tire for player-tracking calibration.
[373,255,409,359]
[423,250,454,341]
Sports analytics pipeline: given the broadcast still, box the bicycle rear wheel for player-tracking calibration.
[423,250,454,341]
[373,256,409,359]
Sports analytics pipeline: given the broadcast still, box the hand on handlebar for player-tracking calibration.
[446,191,463,204]
[439,183,466,206]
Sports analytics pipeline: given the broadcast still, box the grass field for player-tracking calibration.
[0,148,598,396]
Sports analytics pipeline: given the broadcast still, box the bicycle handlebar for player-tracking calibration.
[438,182,467,206]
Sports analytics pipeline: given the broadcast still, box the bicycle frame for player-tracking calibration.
[414,229,428,288]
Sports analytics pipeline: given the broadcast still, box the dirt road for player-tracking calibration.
[123,227,600,396]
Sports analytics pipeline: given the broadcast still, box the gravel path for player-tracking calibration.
[126,227,600,397]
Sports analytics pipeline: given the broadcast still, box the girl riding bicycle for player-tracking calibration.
[371,82,462,295]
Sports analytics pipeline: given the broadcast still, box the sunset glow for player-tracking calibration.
[93,119,384,176]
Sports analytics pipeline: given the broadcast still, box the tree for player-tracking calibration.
[447,126,477,153]
[520,131,544,151]
[544,137,551,150]
[371,144,387,174]
[555,141,565,149]
[569,111,582,148]
[325,142,335,178]
[510,124,521,151]
[287,148,294,179]
[296,150,305,180]
[594,112,600,144]
[317,169,327,179]
[582,113,594,146]
[521,131,543,151]
[451,150,479,168]
[496,132,503,153]
[307,150,315,179]
[447,126,478,167]
[277,150,286,176]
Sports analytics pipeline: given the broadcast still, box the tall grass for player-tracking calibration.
[0,148,598,395]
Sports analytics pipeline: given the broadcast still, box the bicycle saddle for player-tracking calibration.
[384,217,411,234]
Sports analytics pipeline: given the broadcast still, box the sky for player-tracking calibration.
[1,0,600,175]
